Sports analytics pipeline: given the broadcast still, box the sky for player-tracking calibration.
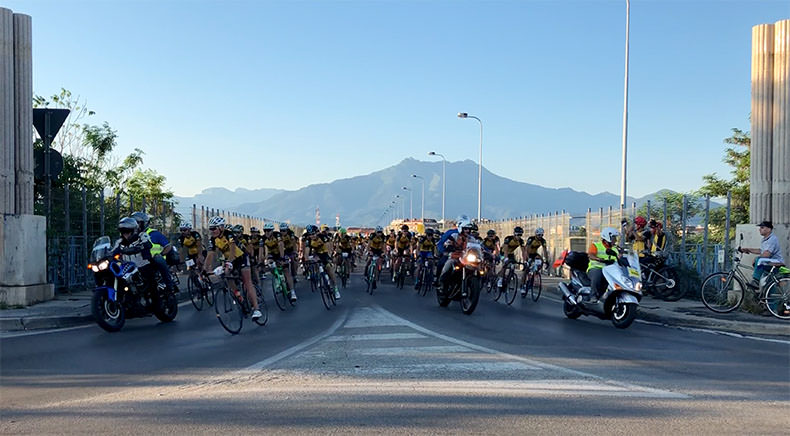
[4,0,788,199]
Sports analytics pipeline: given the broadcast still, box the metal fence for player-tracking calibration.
[37,185,299,293]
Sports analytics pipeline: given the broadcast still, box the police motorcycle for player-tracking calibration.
[557,249,643,329]
[88,232,179,332]
[437,231,484,315]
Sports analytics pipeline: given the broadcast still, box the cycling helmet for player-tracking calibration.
[487,229,496,237]
[118,217,138,234]
[339,227,347,235]
[375,226,383,232]
[208,216,226,228]
[131,211,150,230]
[535,227,544,236]
[601,227,619,244]
[320,224,328,231]
[279,222,289,231]
[648,219,658,228]
[306,224,318,235]
[635,216,647,227]
[232,224,244,234]
[425,228,434,236]
[263,223,275,231]
[513,226,524,236]
[401,224,409,231]
[250,226,259,233]
[179,222,192,231]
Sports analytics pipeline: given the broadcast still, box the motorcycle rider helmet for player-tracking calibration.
[513,226,524,236]
[635,216,647,227]
[279,222,289,231]
[456,214,469,228]
[208,216,225,229]
[458,218,473,233]
[118,217,139,241]
[179,222,192,231]
[131,211,150,231]
[601,227,619,244]
[535,227,544,236]
[487,229,496,237]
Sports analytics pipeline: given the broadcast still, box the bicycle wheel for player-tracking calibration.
[366,264,374,295]
[214,288,243,334]
[505,271,518,305]
[327,273,337,306]
[421,267,434,297]
[272,274,288,311]
[764,277,790,320]
[700,272,744,313]
[531,272,542,302]
[319,274,332,310]
[204,279,215,307]
[189,274,204,311]
[658,267,684,301]
[253,284,268,326]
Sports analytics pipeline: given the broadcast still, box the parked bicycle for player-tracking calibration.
[640,254,682,301]
[212,268,268,334]
[700,235,790,319]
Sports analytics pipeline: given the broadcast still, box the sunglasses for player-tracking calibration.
[209,226,219,231]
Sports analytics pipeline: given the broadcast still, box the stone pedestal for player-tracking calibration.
[0,215,53,305]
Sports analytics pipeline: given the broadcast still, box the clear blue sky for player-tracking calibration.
[5,0,788,198]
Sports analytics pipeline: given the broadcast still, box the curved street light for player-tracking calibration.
[401,186,413,220]
[412,174,425,221]
[428,151,446,227]
[457,112,482,222]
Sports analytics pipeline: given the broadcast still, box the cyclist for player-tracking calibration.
[587,227,620,302]
[497,226,528,291]
[131,211,177,293]
[279,223,299,280]
[414,228,437,289]
[261,223,297,302]
[392,224,413,282]
[627,216,651,258]
[202,216,262,320]
[739,220,785,288]
[302,224,341,299]
[385,229,397,265]
[334,227,354,276]
[482,229,500,262]
[178,222,204,267]
[364,227,387,288]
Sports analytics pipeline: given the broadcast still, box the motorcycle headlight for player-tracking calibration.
[466,253,478,263]
[90,264,100,273]
[634,281,643,292]
[98,260,110,271]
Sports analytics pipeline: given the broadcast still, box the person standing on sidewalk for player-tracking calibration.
[738,221,785,288]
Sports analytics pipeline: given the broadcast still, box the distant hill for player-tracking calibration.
[173,187,284,216]
[232,158,655,226]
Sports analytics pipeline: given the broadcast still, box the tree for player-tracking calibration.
[636,191,701,247]
[697,126,750,243]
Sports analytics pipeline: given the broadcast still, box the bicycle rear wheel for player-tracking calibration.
[319,274,332,310]
[272,274,288,311]
[531,272,542,302]
[421,267,434,297]
[700,272,744,313]
[764,277,790,320]
[204,279,215,307]
[189,274,204,311]
[505,271,518,305]
[214,288,243,334]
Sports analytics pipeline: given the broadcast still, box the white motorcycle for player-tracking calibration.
[558,250,643,329]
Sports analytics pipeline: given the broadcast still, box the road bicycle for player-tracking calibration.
[640,254,681,301]
[522,257,543,302]
[306,258,336,310]
[700,236,790,319]
[336,252,351,288]
[365,254,382,295]
[415,256,435,297]
[268,258,295,311]
[394,254,412,290]
[185,258,214,311]
[496,259,520,305]
[212,268,268,334]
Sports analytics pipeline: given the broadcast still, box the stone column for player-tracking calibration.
[751,24,774,223]
[773,19,790,224]
[13,13,32,215]
[0,8,14,215]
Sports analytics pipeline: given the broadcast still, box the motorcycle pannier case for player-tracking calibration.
[564,251,589,271]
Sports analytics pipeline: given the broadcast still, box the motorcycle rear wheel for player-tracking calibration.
[563,299,582,319]
[154,292,178,323]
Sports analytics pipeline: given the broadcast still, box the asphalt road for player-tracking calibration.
[1,272,788,434]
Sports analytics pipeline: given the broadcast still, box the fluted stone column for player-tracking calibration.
[0,8,14,215]
[773,19,790,224]
[13,13,32,215]
[751,24,774,223]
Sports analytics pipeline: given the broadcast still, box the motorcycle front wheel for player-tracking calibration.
[460,275,481,315]
[92,291,125,332]
[611,302,638,329]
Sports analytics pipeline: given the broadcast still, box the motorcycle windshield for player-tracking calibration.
[90,236,112,263]
[626,251,641,280]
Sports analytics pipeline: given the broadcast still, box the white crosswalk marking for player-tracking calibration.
[262,306,689,399]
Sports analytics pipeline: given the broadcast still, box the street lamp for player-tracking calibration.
[457,112,482,222]
[427,151,446,227]
[620,0,631,218]
[412,174,425,221]
[402,186,413,220]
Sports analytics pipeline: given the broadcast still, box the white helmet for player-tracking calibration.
[457,217,473,231]
[601,227,619,244]
[208,216,226,228]
[456,214,470,228]
[263,223,275,231]
[179,222,192,230]
[279,222,289,231]
[535,227,544,236]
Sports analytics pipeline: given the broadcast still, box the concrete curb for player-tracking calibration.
[543,282,790,339]
[0,291,192,333]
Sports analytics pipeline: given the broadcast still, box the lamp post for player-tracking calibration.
[457,112,482,222]
[620,0,631,215]
[402,186,413,220]
[412,174,425,221]
[427,151,446,227]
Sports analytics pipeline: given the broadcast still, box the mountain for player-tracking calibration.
[233,158,650,226]
[173,187,284,215]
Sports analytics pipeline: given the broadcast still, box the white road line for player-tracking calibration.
[356,345,474,355]
[332,361,541,374]
[0,323,94,338]
[369,304,690,399]
[325,332,426,341]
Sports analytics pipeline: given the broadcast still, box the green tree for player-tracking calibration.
[697,126,750,243]
[636,191,701,247]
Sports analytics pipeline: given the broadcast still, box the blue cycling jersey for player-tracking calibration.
[437,229,458,255]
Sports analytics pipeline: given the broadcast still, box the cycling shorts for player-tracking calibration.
[231,254,251,271]
[418,251,434,261]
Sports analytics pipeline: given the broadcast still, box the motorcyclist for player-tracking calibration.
[433,215,467,286]
[110,217,158,293]
[131,211,177,293]
[438,217,475,290]
[586,227,620,302]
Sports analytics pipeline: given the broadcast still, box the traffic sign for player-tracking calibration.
[32,108,70,141]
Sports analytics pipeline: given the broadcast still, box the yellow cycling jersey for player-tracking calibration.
[525,236,546,255]
[209,230,244,259]
[417,236,436,253]
[178,231,202,256]
[483,236,499,252]
[307,234,330,254]
[396,232,412,249]
[337,235,353,251]
[369,233,386,250]
[262,232,282,257]
[502,235,525,254]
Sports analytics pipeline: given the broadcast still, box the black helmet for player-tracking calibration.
[487,229,496,236]
[131,211,150,231]
[401,224,409,231]
[514,226,524,236]
[425,228,434,236]
[306,224,318,235]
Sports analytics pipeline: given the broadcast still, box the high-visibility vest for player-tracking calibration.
[146,228,163,256]
[651,232,666,253]
[588,241,618,271]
